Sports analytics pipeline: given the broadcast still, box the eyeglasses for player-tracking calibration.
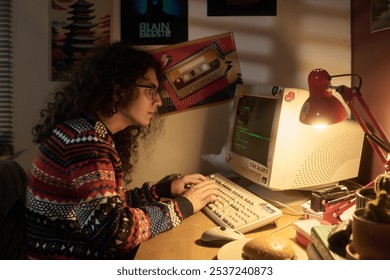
[135,84,161,100]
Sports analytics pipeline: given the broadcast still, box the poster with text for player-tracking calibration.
[51,0,112,81]
[121,0,188,45]
[152,32,243,115]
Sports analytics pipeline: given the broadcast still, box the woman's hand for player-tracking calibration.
[181,179,220,213]
[170,173,209,196]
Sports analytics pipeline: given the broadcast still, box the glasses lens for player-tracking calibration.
[136,84,159,100]
[149,87,161,100]
[153,87,163,100]
[151,87,157,99]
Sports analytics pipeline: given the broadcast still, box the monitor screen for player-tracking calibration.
[225,84,364,192]
[231,95,277,167]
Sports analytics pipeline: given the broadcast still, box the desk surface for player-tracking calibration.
[135,207,303,260]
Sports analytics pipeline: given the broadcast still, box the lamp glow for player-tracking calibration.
[299,69,348,126]
[300,68,390,172]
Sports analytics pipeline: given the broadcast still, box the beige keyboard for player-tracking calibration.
[203,173,283,233]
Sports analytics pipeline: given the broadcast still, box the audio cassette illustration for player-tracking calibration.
[165,47,226,100]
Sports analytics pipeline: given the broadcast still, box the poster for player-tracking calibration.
[151,32,243,115]
[121,0,188,45]
[371,0,390,33]
[207,0,277,16]
[51,0,112,80]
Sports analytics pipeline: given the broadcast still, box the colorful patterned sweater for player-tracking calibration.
[25,115,193,259]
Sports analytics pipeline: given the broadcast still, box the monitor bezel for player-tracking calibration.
[225,84,284,188]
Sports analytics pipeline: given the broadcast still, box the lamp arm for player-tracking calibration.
[336,85,390,172]
[365,133,390,154]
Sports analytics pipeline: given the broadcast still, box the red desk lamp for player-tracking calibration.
[299,68,390,224]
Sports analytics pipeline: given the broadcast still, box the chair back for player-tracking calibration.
[0,160,28,259]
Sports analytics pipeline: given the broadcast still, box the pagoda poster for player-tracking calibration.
[120,0,188,45]
[50,0,112,81]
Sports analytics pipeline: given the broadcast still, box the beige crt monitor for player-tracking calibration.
[225,84,364,192]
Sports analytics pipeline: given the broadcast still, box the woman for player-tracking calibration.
[25,42,219,259]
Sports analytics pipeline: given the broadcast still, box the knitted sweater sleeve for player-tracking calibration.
[73,156,193,256]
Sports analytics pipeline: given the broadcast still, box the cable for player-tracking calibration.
[265,198,306,216]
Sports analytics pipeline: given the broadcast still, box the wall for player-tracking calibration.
[12,0,351,188]
[351,0,390,184]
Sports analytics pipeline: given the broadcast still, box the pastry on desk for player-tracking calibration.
[217,234,307,260]
[241,235,296,260]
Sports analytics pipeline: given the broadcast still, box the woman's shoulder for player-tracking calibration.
[53,116,114,146]
[39,117,120,170]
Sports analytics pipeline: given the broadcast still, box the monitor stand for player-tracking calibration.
[245,184,311,207]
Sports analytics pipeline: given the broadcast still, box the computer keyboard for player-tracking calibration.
[203,173,283,233]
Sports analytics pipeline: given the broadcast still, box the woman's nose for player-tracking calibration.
[154,93,163,106]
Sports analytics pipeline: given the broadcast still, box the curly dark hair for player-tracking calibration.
[32,42,165,183]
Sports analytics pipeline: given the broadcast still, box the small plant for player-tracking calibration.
[363,173,390,223]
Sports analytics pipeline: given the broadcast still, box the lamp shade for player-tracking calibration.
[300,69,348,126]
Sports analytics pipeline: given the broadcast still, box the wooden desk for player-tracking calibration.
[135,208,303,260]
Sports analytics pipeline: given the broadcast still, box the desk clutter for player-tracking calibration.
[295,174,390,260]
[293,219,353,260]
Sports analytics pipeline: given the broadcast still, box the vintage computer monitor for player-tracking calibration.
[225,84,364,203]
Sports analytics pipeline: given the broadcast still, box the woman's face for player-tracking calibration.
[117,68,162,128]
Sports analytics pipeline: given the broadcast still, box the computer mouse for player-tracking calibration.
[201,226,246,246]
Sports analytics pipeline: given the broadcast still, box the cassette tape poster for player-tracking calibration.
[152,32,243,114]
[120,0,188,45]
